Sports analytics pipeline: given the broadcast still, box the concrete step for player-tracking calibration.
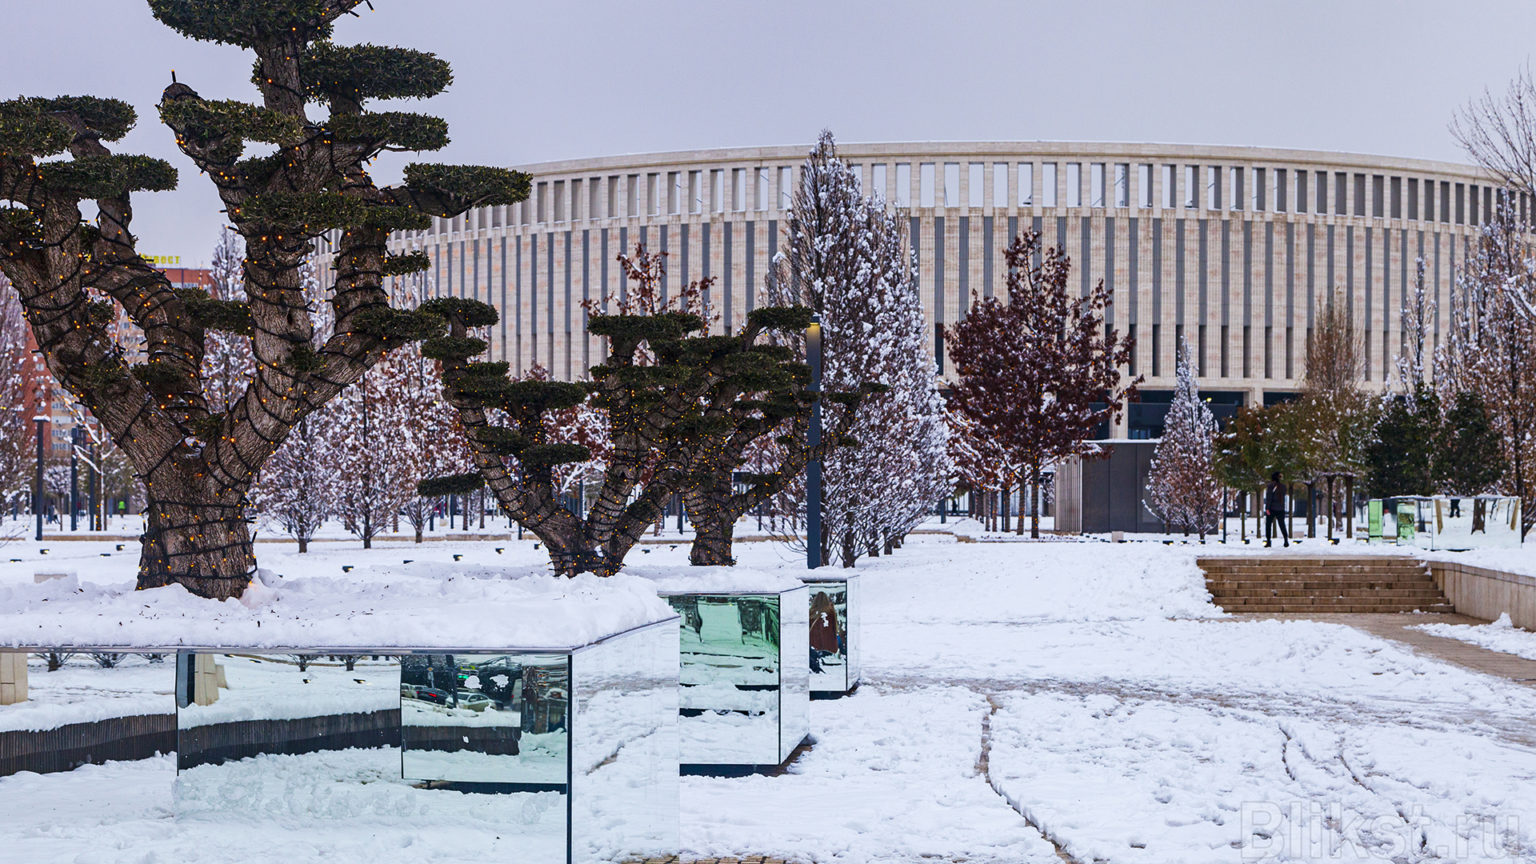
[1204,574,1443,587]
[1206,577,1437,587]
[1222,603,1457,614]
[1198,562,1430,574]
[1210,588,1449,600]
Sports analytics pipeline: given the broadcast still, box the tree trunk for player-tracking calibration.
[297,537,309,554]
[1344,475,1355,539]
[685,493,736,566]
[362,511,372,550]
[1000,484,1011,533]
[841,510,857,568]
[414,524,423,543]
[137,495,254,599]
[1029,463,1042,539]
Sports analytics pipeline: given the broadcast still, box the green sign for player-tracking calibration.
[1396,502,1415,544]
[1368,500,1383,541]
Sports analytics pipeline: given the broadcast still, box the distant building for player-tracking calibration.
[313,141,1501,438]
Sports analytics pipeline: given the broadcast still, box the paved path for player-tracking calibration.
[1230,611,1536,686]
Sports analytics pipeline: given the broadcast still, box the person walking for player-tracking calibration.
[1264,471,1290,548]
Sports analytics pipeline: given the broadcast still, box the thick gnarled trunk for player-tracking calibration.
[685,487,736,566]
[137,491,254,600]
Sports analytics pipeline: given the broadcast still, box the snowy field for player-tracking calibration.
[2,527,1535,862]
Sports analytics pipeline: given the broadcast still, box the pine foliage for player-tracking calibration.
[1146,339,1222,538]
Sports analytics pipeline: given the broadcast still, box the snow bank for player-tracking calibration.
[631,562,806,594]
[0,563,676,651]
[1414,612,1536,661]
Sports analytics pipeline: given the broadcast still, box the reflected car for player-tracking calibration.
[456,691,492,712]
[415,687,451,705]
[400,683,419,699]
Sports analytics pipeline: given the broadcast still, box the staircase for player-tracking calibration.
[1198,555,1455,614]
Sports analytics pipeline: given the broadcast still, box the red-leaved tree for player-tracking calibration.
[945,231,1140,538]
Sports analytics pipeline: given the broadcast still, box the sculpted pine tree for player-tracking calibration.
[945,231,1139,538]
[0,2,526,597]
[420,251,823,576]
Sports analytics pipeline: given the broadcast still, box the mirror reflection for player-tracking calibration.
[401,653,569,787]
[668,594,781,766]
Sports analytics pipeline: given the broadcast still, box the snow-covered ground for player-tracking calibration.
[2,528,1536,862]
[1415,612,1536,661]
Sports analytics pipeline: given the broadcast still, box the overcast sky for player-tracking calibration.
[8,0,1536,264]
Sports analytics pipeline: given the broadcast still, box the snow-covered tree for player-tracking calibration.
[327,341,427,549]
[766,131,951,565]
[200,227,254,414]
[250,262,333,551]
[946,230,1140,539]
[1146,338,1222,539]
[1438,203,1536,537]
[1394,258,1435,393]
[0,275,30,508]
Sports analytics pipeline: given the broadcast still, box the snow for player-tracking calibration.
[1414,612,1536,660]
[635,563,806,595]
[0,548,676,650]
[5,529,1536,863]
[0,653,171,733]
[179,655,398,728]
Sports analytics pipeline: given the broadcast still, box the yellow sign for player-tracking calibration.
[142,254,182,266]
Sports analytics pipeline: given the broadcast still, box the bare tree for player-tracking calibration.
[945,231,1140,538]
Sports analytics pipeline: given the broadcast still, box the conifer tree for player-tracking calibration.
[420,250,822,577]
[0,1,527,597]
[1146,338,1222,539]
[1363,386,1440,498]
[757,131,942,565]
[1435,390,1504,497]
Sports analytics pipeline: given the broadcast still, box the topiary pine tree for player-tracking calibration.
[418,254,828,577]
[0,1,527,598]
[1146,338,1222,539]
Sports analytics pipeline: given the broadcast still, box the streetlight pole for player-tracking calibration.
[806,316,823,569]
[33,414,46,542]
[69,426,80,532]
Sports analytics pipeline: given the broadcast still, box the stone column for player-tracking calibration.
[0,651,28,705]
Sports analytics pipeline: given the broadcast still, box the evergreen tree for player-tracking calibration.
[1363,385,1441,498]
[420,253,828,577]
[763,131,949,564]
[1436,390,1504,497]
[1146,339,1222,539]
[0,2,527,597]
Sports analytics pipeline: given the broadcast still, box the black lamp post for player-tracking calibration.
[806,316,823,569]
[69,425,80,532]
[33,414,46,542]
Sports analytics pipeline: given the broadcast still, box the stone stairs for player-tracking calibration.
[1198,555,1455,614]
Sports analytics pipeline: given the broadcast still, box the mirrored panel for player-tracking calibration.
[777,586,810,764]
[401,653,569,787]
[1430,496,1523,550]
[174,653,403,823]
[571,621,679,864]
[1,650,173,778]
[668,594,781,766]
[807,580,854,694]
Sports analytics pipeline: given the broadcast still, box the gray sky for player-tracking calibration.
[8,0,1535,264]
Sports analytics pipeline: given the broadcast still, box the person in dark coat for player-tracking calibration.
[809,591,841,673]
[1264,471,1290,548]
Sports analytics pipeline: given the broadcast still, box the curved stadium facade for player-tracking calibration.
[337,142,1500,437]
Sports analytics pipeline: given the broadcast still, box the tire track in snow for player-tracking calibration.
[974,691,1084,864]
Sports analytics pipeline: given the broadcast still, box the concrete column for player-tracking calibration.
[0,651,28,705]
[193,654,222,706]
